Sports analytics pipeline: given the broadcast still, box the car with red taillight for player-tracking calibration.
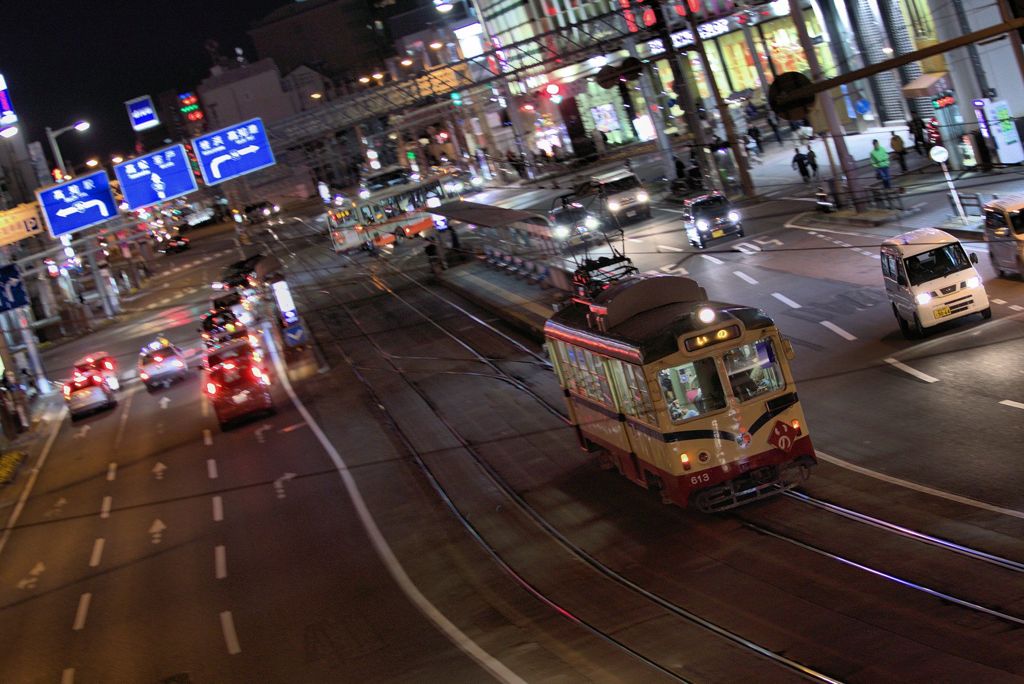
[64,372,117,420]
[138,339,189,391]
[73,353,120,391]
[204,359,274,429]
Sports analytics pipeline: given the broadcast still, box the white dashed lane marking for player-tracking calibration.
[220,611,242,655]
[771,292,802,309]
[658,244,684,252]
[701,254,724,265]
[820,321,857,341]
[89,538,105,567]
[734,271,758,284]
[884,357,939,383]
[1010,305,1024,312]
[992,298,1007,305]
[999,399,1024,410]
[212,496,224,522]
[72,593,92,631]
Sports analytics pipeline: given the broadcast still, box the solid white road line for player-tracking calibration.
[207,459,218,479]
[817,451,1024,519]
[215,545,227,579]
[89,538,105,568]
[733,271,758,284]
[701,254,723,265]
[999,399,1024,410]
[212,496,224,522]
[820,320,857,341]
[203,428,212,446]
[0,407,65,561]
[658,244,684,252]
[106,462,117,482]
[220,611,242,655]
[771,292,802,309]
[73,593,92,631]
[100,496,112,520]
[884,357,939,383]
[263,323,526,684]
[61,668,74,684]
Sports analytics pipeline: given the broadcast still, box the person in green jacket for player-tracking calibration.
[870,139,892,189]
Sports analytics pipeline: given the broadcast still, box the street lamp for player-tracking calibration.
[45,119,90,175]
[429,40,444,50]
[85,158,99,168]
[111,155,124,164]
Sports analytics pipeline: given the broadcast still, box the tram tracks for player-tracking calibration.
[259,225,840,682]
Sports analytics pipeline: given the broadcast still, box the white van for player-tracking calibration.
[574,169,651,225]
[880,228,991,338]
[982,195,1024,277]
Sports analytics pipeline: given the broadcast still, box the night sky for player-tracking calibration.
[1,0,287,169]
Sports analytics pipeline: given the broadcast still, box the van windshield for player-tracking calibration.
[692,196,729,216]
[903,243,971,286]
[602,176,641,194]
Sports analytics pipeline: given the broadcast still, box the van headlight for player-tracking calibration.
[608,200,621,212]
[728,210,740,222]
[553,225,570,240]
[584,215,599,229]
[966,275,981,289]
[915,292,933,305]
[636,191,649,203]
[696,219,710,232]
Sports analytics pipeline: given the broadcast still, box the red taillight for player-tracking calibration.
[205,382,217,395]
[104,360,114,370]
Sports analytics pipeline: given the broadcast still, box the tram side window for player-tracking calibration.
[657,358,726,424]
[557,342,614,406]
[723,338,785,403]
[608,359,656,424]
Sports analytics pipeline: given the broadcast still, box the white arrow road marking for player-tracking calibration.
[152,462,167,480]
[254,424,272,444]
[158,396,171,410]
[220,610,242,655]
[74,425,91,439]
[753,237,784,247]
[658,263,688,275]
[89,538,105,567]
[73,593,92,630]
[274,472,296,499]
[701,254,723,265]
[149,519,166,544]
[16,561,45,589]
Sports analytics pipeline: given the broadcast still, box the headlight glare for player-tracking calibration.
[915,292,932,305]
[728,210,740,222]
[636,191,649,203]
[607,200,621,212]
[696,219,710,232]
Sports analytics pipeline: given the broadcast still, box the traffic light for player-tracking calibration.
[51,167,63,182]
[450,91,463,106]
[178,92,204,122]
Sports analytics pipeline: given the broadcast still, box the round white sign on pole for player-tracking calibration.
[929,145,949,163]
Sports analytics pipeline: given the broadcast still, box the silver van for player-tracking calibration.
[982,195,1024,277]
[575,169,651,225]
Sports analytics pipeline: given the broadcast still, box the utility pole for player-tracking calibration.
[624,37,677,181]
[786,0,863,210]
[682,9,755,196]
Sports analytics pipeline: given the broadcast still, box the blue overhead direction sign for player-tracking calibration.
[36,171,119,238]
[114,144,198,210]
[0,264,28,312]
[192,118,275,185]
[126,95,159,132]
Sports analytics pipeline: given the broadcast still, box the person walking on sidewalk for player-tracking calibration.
[792,148,811,183]
[890,131,908,173]
[806,146,819,179]
[870,139,892,189]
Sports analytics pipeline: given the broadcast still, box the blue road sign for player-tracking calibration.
[115,144,198,210]
[283,324,307,347]
[36,171,119,238]
[192,118,275,186]
[126,95,159,132]
[0,264,27,312]
[855,98,872,115]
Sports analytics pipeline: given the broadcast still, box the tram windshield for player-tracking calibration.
[723,338,785,402]
[658,358,726,424]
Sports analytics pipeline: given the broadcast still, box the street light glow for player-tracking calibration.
[372,72,384,80]
[310,92,323,99]
[73,120,90,132]
[111,155,124,164]
[429,41,444,50]
[400,58,414,67]
[85,158,99,168]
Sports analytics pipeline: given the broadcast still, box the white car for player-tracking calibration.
[64,372,117,420]
[138,340,189,391]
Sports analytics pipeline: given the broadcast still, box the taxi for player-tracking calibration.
[138,339,189,391]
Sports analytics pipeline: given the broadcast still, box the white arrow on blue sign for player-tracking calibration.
[114,144,198,211]
[191,117,275,186]
[35,171,119,238]
[283,324,307,347]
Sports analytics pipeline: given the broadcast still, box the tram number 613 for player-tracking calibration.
[690,472,711,486]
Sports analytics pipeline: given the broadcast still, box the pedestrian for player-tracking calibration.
[745,136,762,165]
[766,112,782,144]
[806,146,819,179]
[748,125,763,154]
[909,115,926,155]
[870,139,892,189]
[674,155,687,179]
[890,131,908,173]
[792,148,810,183]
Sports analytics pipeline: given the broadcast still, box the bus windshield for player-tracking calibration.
[657,357,726,424]
[903,243,971,286]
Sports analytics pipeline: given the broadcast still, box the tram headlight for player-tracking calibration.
[608,200,621,212]
[966,275,981,289]
[728,210,740,222]
[696,219,710,232]
[697,307,715,324]
[584,215,599,230]
[470,176,484,187]
[636,190,649,203]
[553,225,570,240]
[915,292,933,305]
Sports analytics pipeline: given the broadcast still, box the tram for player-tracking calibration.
[544,272,816,511]
[329,176,449,252]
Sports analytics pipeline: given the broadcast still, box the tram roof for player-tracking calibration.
[545,274,774,364]
[428,201,549,228]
